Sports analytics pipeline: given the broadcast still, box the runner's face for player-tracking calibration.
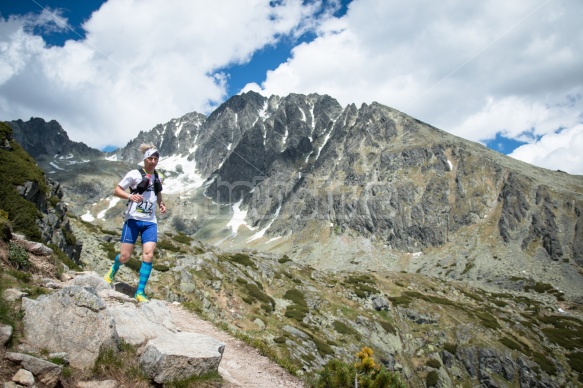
[144,156,158,171]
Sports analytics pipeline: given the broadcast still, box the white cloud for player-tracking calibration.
[1,0,582,175]
[0,0,334,148]
[451,94,583,143]
[249,0,583,174]
[509,124,583,175]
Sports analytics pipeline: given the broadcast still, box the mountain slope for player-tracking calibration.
[6,92,583,303]
[150,92,583,302]
[0,122,81,261]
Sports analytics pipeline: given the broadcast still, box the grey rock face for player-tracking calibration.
[21,286,118,369]
[6,124,81,261]
[185,92,583,267]
[8,118,102,162]
[116,111,206,164]
[139,332,225,384]
[108,300,177,345]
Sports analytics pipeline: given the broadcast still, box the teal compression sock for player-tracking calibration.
[111,254,121,272]
[136,261,153,295]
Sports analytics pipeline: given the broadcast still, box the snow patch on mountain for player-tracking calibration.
[247,205,281,242]
[157,154,205,194]
[226,199,253,235]
[98,197,121,219]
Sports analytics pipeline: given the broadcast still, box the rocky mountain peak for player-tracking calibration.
[9,117,102,163]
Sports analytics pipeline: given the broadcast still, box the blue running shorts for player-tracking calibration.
[120,219,158,244]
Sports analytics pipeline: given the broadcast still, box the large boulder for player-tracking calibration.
[21,285,118,369]
[140,332,225,384]
[107,299,177,345]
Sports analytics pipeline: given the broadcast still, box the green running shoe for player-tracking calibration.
[103,266,117,284]
[134,292,150,303]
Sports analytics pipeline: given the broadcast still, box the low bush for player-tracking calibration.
[8,242,29,270]
[568,352,583,374]
[426,370,439,386]
[443,342,457,355]
[313,347,405,388]
[284,304,309,322]
[332,320,359,336]
[244,283,275,311]
[343,274,380,298]
[283,289,307,306]
[313,336,334,357]
[379,320,397,335]
[273,336,286,344]
[278,255,292,264]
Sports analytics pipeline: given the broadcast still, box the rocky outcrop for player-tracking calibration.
[140,332,225,384]
[17,177,82,261]
[1,122,82,263]
[159,243,575,386]
[21,285,119,369]
[5,352,63,387]
[4,271,225,386]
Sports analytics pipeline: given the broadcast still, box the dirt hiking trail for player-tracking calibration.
[167,303,304,388]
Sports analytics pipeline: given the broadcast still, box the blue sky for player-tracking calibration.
[1,0,582,174]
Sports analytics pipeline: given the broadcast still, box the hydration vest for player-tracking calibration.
[132,168,163,195]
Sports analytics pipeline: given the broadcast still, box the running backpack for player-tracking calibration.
[132,168,163,195]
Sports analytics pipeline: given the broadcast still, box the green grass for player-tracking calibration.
[332,320,360,339]
[378,320,397,335]
[220,253,257,268]
[164,371,223,388]
[0,275,16,328]
[342,274,380,298]
[171,233,194,245]
[244,283,275,312]
[48,244,82,271]
[0,122,47,241]
[87,342,149,387]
